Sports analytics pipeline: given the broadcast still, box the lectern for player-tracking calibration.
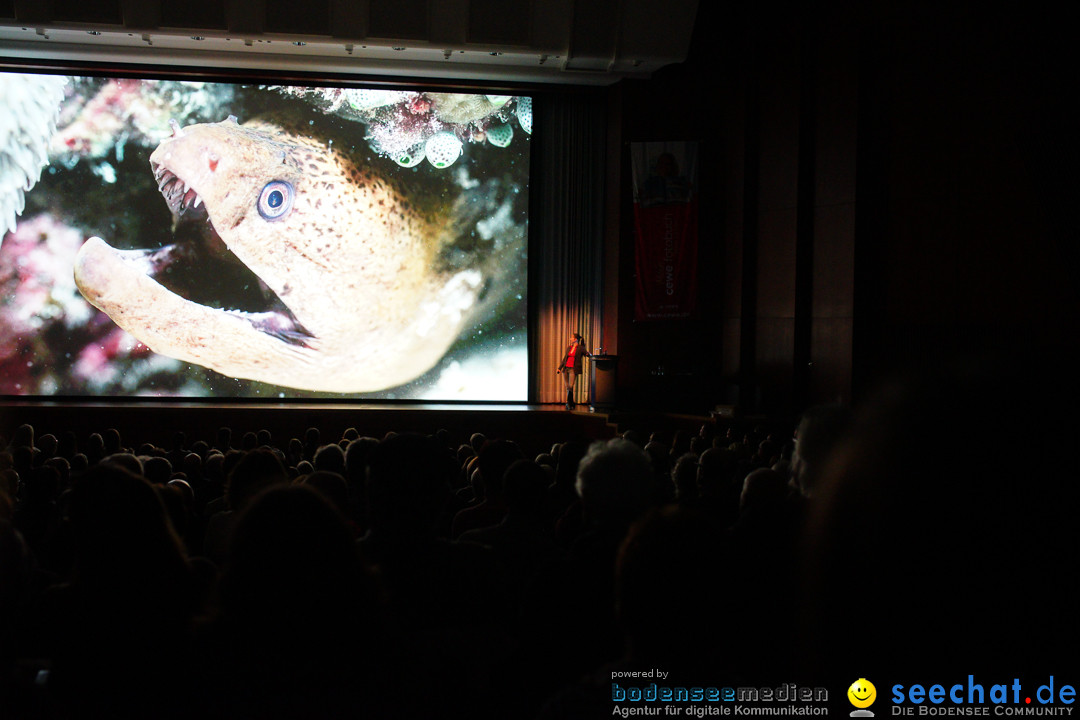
[588,354,618,411]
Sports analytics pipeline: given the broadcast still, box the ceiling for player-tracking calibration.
[0,0,701,86]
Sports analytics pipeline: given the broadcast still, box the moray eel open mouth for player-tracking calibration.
[74,115,482,393]
[144,144,313,345]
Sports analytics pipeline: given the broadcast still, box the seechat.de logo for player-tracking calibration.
[891,676,1076,716]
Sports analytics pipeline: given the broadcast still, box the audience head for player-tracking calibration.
[642,441,671,479]
[791,404,852,497]
[313,443,347,475]
[502,459,550,517]
[554,440,587,489]
[366,433,455,536]
[456,443,476,467]
[476,439,523,503]
[216,426,232,451]
[36,433,58,460]
[225,448,289,513]
[11,445,34,475]
[220,483,369,632]
[344,436,380,483]
[696,447,737,497]
[70,453,88,475]
[672,452,699,503]
[11,423,34,449]
[302,470,350,518]
[739,467,789,513]
[103,428,122,454]
[181,452,202,478]
[190,439,209,458]
[65,463,187,581]
[101,452,143,477]
[575,438,655,528]
[142,455,172,485]
[166,477,194,509]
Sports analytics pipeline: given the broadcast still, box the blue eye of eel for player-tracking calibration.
[258,180,294,220]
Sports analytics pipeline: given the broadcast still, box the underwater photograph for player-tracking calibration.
[0,71,531,400]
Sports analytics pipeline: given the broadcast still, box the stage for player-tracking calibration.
[0,401,622,459]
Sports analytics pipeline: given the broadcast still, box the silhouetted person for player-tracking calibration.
[21,464,194,717]
[671,451,699,504]
[524,439,658,690]
[102,427,123,455]
[214,426,232,455]
[358,433,502,717]
[301,470,357,535]
[451,439,523,538]
[547,439,587,536]
[303,427,321,461]
[203,449,288,567]
[802,361,1077,679]
[790,403,851,498]
[204,483,387,718]
[695,447,740,527]
[312,442,346,475]
[459,459,557,597]
[85,432,105,465]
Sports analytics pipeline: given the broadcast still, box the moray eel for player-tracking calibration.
[73,115,487,393]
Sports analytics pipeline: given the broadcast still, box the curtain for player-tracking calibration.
[530,92,606,404]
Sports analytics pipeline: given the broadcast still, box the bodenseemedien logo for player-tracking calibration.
[849,679,878,717]
[609,677,829,716]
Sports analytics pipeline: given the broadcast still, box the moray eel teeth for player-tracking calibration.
[74,115,482,393]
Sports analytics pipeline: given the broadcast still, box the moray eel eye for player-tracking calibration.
[258,180,294,220]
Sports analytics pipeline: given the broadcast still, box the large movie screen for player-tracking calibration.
[0,71,531,400]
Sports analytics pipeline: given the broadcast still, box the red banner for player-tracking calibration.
[631,142,698,320]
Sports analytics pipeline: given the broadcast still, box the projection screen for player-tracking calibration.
[0,71,531,400]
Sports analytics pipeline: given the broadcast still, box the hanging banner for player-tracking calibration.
[631,141,699,320]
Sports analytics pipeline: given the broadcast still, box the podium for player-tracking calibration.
[588,354,618,411]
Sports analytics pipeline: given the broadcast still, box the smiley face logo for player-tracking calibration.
[848,678,877,709]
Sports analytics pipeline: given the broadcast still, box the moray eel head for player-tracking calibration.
[74,116,482,393]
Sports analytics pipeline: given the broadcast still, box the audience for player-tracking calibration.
[0,375,1073,719]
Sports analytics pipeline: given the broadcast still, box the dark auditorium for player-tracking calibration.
[1,1,1076,718]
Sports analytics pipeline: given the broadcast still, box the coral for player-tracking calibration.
[0,212,177,396]
[0,73,67,239]
[272,86,532,168]
[49,78,236,164]
[425,131,464,168]
[0,213,90,393]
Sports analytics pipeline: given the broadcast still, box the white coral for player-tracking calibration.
[0,72,67,240]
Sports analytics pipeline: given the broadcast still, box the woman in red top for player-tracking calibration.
[556,333,591,410]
